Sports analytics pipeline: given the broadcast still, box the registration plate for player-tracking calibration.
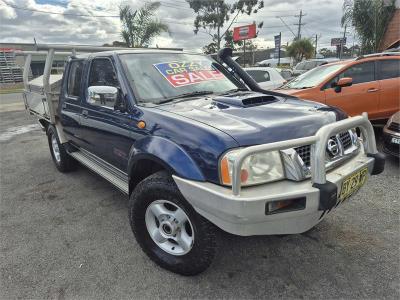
[339,168,368,201]
[391,137,400,145]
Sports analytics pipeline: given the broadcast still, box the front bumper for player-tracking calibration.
[174,151,375,236]
[174,113,384,236]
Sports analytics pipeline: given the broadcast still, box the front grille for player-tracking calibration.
[338,131,352,149]
[294,145,311,167]
[294,130,354,167]
[388,122,400,132]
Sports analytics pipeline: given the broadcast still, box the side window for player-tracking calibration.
[247,70,270,83]
[67,60,83,98]
[377,59,400,80]
[341,62,375,84]
[87,58,120,108]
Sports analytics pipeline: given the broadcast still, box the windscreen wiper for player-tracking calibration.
[158,90,214,104]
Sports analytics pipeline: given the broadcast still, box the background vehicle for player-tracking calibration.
[383,111,400,157]
[21,45,384,276]
[244,67,286,89]
[255,57,292,67]
[276,53,400,121]
[292,58,340,76]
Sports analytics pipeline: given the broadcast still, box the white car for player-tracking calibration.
[244,67,287,90]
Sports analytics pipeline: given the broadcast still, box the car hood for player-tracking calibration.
[155,92,341,146]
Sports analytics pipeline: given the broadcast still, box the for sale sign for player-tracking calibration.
[153,61,224,87]
[233,24,257,42]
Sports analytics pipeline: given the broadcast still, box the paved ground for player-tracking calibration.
[1,93,399,299]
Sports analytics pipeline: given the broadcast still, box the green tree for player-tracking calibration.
[120,2,168,48]
[342,0,396,54]
[286,38,315,62]
[186,0,264,50]
[319,47,336,58]
[203,42,218,54]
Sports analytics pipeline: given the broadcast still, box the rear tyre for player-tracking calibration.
[47,125,76,172]
[129,171,217,276]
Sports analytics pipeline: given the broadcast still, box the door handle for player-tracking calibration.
[367,88,379,93]
[82,109,88,118]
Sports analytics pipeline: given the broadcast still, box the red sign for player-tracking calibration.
[153,61,225,87]
[233,24,257,42]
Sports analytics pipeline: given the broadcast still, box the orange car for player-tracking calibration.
[276,53,400,121]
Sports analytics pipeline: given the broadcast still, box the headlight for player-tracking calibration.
[220,149,285,186]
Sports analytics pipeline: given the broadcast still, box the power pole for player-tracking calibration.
[294,10,306,40]
[339,24,348,59]
[315,34,318,58]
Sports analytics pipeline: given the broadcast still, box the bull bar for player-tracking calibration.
[231,112,378,196]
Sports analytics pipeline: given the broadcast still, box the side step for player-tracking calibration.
[68,148,129,195]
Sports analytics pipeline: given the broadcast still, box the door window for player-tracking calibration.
[67,60,83,98]
[87,58,120,108]
[377,59,400,80]
[341,62,375,84]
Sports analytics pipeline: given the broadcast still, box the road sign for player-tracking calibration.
[331,37,347,46]
[233,24,257,42]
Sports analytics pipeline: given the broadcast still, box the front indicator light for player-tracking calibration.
[265,197,306,215]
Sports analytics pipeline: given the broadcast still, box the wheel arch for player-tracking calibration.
[128,136,205,194]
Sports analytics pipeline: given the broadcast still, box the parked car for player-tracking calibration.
[244,67,287,89]
[256,57,292,67]
[22,45,384,276]
[383,111,400,157]
[276,53,400,121]
[292,58,340,76]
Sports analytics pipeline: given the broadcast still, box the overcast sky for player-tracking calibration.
[0,0,355,51]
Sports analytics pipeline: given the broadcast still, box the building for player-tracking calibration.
[379,0,400,51]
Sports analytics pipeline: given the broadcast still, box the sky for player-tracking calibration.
[0,0,356,52]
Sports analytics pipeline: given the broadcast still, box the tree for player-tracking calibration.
[342,0,396,54]
[203,42,218,54]
[186,0,264,50]
[286,38,315,62]
[120,2,168,48]
[319,47,336,58]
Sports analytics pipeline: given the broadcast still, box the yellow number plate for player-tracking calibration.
[339,167,368,201]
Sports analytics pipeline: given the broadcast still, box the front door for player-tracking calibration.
[324,61,380,118]
[79,57,135,172]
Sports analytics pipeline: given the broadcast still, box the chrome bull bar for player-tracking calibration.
[231,112,377,196]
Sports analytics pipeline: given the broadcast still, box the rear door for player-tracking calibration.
[59,59,85,147]
[376,58,400,119]
[324,61,381,118]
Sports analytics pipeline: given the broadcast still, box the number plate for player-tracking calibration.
[339,168,368,201]
[391,137,400,145]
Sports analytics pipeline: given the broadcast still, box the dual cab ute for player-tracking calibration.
[22,44,385,275]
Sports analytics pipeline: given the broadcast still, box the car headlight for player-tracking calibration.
[220,149,285,186]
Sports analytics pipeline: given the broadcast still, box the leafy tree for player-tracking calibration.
[120,2,168,48]
[186,0,264,50]
[286,38,315,62]
[319,47,336,58]
[203,42,218,54]
[342,0,396,54]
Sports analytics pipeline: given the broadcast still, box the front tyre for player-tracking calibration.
[129,171,217,276]
[47,125,76,172]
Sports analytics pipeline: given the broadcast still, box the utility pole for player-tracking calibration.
[339,24,348,59]
[315,34,318,58]
[294,10,306,40]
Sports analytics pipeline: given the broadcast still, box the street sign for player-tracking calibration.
[331,37,347,46]
[233,24,257,42]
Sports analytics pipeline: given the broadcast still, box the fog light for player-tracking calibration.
[265,197,306,215]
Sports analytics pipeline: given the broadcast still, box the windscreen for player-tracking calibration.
[119,53,238,103]
[283,63,345,89]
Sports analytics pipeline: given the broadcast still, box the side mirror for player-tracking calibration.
[334,77,352,93]
[337,77,353,87]
[87,86,118,106]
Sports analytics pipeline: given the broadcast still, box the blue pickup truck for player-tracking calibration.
[22,45,384,275]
